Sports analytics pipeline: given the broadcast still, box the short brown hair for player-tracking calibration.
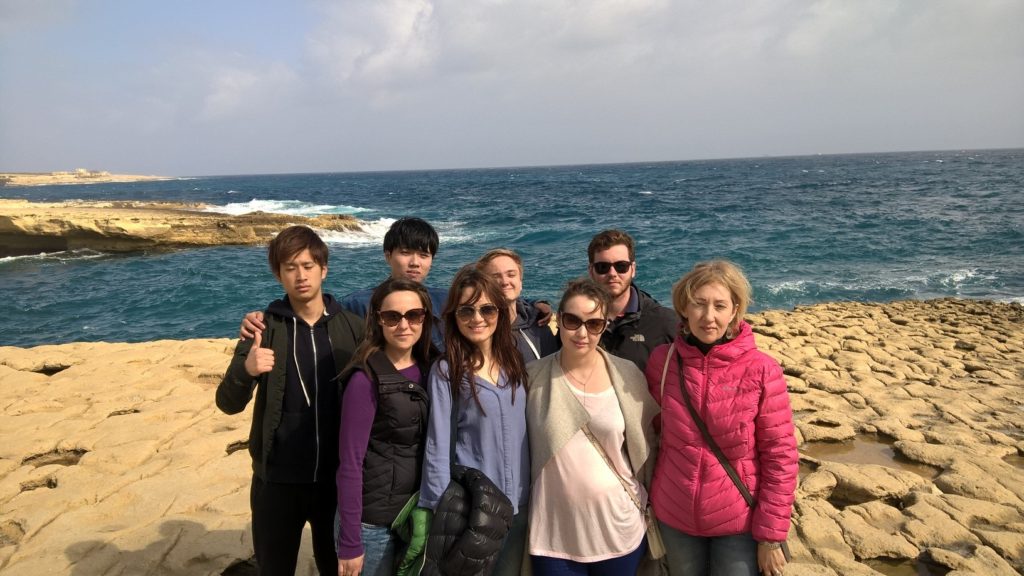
[558,278,611,318]
[672,260,751,336]
[268,226,328,275]
[477,248,523,274]
[587,229,635,263]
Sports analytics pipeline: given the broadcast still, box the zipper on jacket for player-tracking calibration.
[518,328,541,360]
[693,353,711,533]
[311,324,320,483]
[293,320,313,406]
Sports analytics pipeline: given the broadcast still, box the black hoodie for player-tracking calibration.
[217,293,364,484]
[511,298,560,362]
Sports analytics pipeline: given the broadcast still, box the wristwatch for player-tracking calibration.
[758,541,783,550]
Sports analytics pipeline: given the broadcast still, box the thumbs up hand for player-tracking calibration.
[244,330,275,377]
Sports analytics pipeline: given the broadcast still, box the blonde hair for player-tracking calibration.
[477,248,523,274]
[672,260,751,336]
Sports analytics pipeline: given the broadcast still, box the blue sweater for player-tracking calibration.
[418,359,530,514]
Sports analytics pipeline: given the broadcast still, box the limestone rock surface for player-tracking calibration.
[0,298,1022,575]
[0,199,362,256]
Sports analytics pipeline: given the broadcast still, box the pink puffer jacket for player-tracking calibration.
[644,321,797,542]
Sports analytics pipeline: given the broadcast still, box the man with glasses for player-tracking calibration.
[587,229,677,371]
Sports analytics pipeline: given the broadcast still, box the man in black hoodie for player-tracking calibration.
[217,225,364,576]
[587,229,678,372]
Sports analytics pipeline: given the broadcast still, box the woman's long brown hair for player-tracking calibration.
[442,265,527,412]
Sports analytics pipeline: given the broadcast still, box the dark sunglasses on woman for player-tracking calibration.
[455,304,500,321]
[559,312,608,335]
[378,308,428,327]
[590,260,632,275]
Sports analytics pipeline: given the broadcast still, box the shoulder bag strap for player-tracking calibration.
[675,354,756,508]
[581,426,644,513]
[659,346,671,400]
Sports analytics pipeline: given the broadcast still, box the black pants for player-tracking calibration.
[250,475,337,576]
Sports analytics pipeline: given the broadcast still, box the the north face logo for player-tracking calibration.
[629,334,645,342]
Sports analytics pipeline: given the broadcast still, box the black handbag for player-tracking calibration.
[662,351,792,562]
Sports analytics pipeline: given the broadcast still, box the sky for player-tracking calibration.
[1,0,1022,176]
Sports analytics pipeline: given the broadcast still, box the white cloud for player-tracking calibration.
[200,63,299,120]
[1,1,1022,174]
[308,0,439,87]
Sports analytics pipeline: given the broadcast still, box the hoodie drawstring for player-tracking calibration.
[292,318,312,407]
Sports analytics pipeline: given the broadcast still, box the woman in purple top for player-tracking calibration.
[336,278,438,576]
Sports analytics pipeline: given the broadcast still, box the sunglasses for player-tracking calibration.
[591,260,632,275]
[455,304,500,322]
[378,308,427,327]
[559,312,608,335]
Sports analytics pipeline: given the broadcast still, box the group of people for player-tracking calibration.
[216,217,799,576]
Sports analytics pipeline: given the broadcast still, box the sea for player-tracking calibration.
[1,149,1022,348]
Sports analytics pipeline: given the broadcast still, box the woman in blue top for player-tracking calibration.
[418,265,530,576]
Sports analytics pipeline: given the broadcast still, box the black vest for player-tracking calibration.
[358,351,430,526]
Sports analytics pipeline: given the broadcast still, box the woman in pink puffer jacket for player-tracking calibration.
[644,260,797,576]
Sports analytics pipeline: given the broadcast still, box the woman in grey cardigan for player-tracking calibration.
[526,278,661,575]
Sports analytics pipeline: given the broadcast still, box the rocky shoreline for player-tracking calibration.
[0,298,1022,575]
[0,199,362,257]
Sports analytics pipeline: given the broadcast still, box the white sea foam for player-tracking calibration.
[764,280,813,295]
[764,267,999,299]
[0,249,107,265]
[317,217,475,247]
[639,190,653,195]
[317,217,394,246]
[938,268,994,287]
[203,198,370,217]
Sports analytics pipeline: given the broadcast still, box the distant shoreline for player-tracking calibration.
[0,169,171,187]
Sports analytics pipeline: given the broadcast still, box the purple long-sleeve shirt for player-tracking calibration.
[335,364,423,559]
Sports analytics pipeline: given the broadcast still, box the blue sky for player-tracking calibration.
[1,0,1022,176]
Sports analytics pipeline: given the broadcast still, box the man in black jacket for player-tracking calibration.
[587,229,678,372]
[216,226,364,576]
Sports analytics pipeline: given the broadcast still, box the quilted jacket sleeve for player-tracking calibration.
[750,355,798,542]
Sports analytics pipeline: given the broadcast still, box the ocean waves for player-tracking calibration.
[760,267,1017,308]
[2,149,1022,346]
[202,198,370,216]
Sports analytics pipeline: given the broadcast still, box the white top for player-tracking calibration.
[528,383,647,561]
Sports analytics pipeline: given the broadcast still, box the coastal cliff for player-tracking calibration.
[0,299,1022,575]
[0,199,362,257]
